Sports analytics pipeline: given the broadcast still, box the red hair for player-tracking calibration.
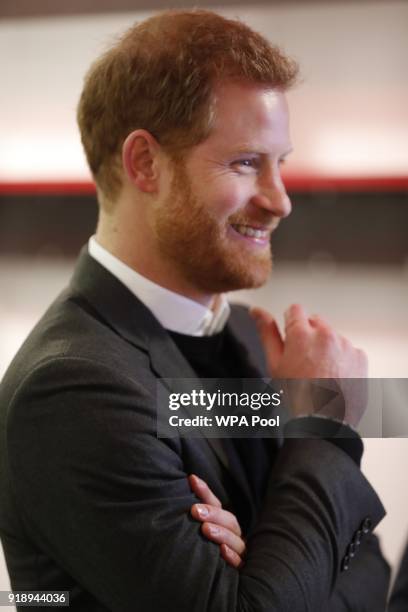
[77,9,298,203]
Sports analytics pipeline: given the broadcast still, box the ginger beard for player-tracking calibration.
[152,159,274,294]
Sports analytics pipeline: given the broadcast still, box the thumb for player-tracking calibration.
[250,307,284,373]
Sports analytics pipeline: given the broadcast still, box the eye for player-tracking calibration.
[232,158,261,172]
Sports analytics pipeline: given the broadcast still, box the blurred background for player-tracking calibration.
[0,0,407,607]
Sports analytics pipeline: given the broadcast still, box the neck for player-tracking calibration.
[95,225,216,307]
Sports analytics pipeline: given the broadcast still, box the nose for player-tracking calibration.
[250,166,292,219]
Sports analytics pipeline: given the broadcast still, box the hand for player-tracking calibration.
[250,304,368,427]
[189,474,246,569]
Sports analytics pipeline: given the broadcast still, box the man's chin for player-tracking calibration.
[234,265,272,291]
[232,253,273,289]
[193,258,272,294]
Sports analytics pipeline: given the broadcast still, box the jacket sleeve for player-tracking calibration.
[327,534,390,611]
[7,357,388,612]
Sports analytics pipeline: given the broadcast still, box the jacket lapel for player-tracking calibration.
[69,250,282,517]
[69,248,230,470]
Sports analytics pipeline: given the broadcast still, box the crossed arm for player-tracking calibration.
[191,303,369,570]
[5,304,389,610]
[9,355,389,611]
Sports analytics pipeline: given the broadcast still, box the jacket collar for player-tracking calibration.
[69,249,232,467]
[88,236,231,337]
[69,247,266,379]
[68,247,266,506]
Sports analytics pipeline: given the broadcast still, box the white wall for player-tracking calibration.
[0,1,407,182]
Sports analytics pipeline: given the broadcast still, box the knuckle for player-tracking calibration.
[310,315,326,328]
[233,521,241,536]
[224,511,241,535]
[237,539,246,555]
[318,325,335,340]
[211,507,223,523]
[288,322,309,342]
[202,521,220,539]
[317,327,337,347]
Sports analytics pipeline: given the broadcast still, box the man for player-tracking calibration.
[0,9,390,611]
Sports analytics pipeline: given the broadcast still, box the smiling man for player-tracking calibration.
[98,80,291,302]
[152,83,292,292]
[0,9,389,612]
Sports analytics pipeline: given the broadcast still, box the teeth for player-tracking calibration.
[233,224,268,239]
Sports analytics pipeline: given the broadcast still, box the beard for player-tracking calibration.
[152,160,274,294]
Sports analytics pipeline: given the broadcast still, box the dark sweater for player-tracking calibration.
[168,327,279,522]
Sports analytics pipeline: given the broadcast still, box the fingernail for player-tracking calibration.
[196,505,209,518]
[209,525,219,536]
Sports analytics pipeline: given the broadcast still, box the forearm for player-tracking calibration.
[8,361,387,612]
[327,535,390,611]
[236,439,387,610]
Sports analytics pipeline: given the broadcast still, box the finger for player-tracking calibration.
[250,306,275,327]
[250,307,284,371]
[220,544,243,569]
[188,474,222,508]
[201,522,246,556]
[284,304,309,333]
[309,314,331,331]
[191,504,241,536]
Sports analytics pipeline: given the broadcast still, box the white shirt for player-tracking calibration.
[88,236,230,336]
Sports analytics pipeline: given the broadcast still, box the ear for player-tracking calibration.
[122,129,161,193]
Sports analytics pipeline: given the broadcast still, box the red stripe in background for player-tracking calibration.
[0,176,407,195]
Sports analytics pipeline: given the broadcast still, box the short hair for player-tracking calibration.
[77,9,298,204]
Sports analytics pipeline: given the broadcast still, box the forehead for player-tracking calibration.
[205,81,290,153]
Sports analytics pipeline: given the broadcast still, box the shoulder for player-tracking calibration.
[0,287,152,419]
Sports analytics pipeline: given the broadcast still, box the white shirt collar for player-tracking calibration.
[88,236,230,336]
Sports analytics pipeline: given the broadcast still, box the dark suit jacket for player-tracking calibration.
[0,249,390,611]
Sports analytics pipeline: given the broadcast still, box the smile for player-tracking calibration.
[232,224,269,238]
[230,224,270,245]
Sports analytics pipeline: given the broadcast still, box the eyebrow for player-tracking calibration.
[231,146,294,158]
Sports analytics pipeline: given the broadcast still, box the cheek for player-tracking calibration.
[204,179,253,218]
